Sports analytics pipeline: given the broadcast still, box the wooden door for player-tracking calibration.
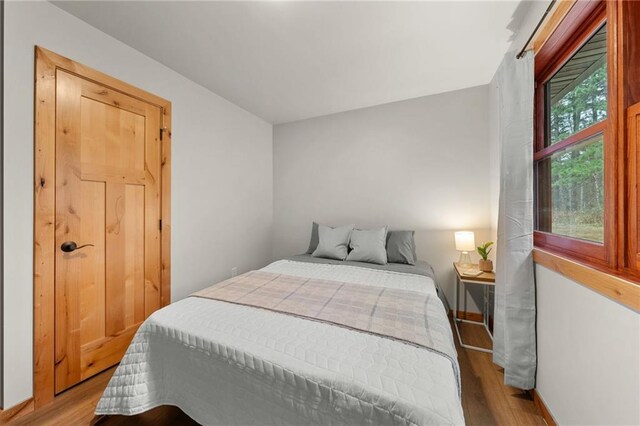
[53,69,163,393]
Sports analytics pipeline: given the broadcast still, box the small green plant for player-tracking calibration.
[476,241,494,261]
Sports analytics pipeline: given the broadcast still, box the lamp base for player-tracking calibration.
[458,251,472,267]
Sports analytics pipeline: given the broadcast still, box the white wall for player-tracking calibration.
[536,265,640,425]
[273,85,493,309]
[2,1,273,408]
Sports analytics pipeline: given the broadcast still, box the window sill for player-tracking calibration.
[532,248,640,312]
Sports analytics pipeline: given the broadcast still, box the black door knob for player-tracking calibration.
[60,241,94,253]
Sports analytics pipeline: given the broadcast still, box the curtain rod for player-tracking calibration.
[516,0,557,59]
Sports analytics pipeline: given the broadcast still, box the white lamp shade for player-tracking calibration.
[455,231,475,252]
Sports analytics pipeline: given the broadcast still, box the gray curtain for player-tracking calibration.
[493,51,536,390]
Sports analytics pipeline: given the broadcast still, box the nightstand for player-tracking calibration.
[452,262,495,353]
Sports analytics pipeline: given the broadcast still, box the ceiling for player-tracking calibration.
[53,1,523,124]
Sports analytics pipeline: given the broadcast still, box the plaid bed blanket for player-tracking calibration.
[192,270,459,392]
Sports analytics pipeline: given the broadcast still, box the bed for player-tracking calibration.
[96,255,464,425]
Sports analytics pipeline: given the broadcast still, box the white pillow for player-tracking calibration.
[312,224,354,260]
[346,226,388,265]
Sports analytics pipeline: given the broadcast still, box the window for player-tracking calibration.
[534,0,640,288]
[534,2,611,266]
[546,25,607,147]
[534,0,640,281]
[536,133,604,243]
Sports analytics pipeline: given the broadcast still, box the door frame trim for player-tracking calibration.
[34,46,172,408]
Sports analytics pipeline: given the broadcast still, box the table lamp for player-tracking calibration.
[455,231,475,267]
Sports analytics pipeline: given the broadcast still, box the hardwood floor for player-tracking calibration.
[454,320,546,426]
[11,318,545,426]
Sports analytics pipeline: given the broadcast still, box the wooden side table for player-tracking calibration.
[453,262,496,353]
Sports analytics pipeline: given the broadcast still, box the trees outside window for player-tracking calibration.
[536,23,607,246]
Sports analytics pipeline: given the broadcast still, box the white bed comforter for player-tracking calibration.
[96,260,465,425]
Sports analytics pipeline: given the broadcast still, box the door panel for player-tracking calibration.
[105,183,145,335]
[78,180,106,346]
[629,102,640,269]
[54,69,162,393]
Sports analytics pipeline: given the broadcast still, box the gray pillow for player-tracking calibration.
[347,226,388,265]
[306,222,320,254]
[312,224,354,260]
[386,230,417,265]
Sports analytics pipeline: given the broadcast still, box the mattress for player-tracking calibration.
[96,259,464,425]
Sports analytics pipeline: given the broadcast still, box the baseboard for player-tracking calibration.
[532,389,558,426]
[450,309,483,322]
[0,397,35,423]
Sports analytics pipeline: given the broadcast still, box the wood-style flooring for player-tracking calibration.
[10,317,545,425]
[453,320,546,425]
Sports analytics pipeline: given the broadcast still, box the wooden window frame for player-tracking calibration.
[533,248,640,312]
[33,47,172,408]
[533,1,616,270]
[534,1,640,287]
[617,1,640,279]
